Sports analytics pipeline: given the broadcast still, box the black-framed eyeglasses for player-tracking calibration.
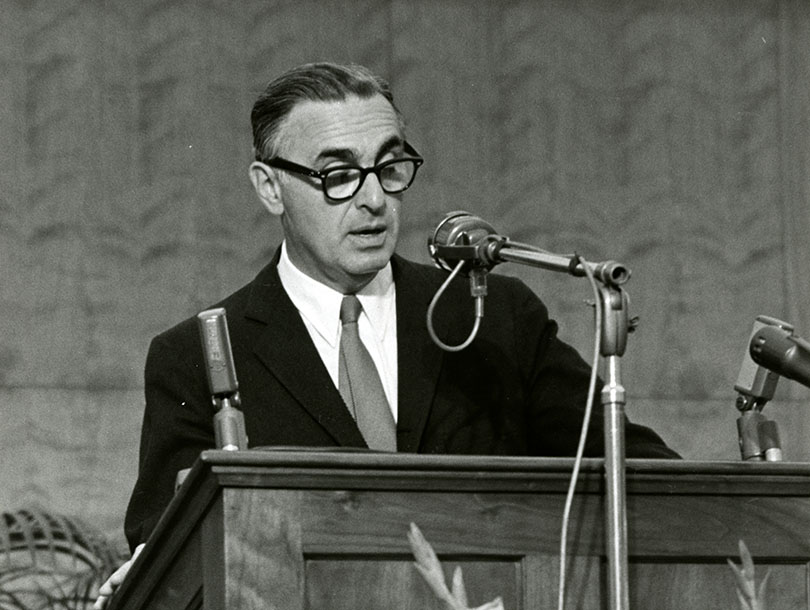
[262,142,424,203]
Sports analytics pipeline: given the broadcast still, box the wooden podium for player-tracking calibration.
[108,450,810,610]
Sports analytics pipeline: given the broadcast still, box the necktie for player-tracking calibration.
[338,295,397,451]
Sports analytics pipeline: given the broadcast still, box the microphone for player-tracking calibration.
[733,316,794,462]
[197,308,248,451]
[427,210,630,287]
[424,212,495,351]
[734,316,790,405]
[427,211,501,273]
[750,323,810,389]
[424,211,631,353]
[427,211,493,305]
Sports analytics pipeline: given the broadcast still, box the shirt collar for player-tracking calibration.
[277,241,395,347]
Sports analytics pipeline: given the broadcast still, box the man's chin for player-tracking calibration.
[351,258,389,277]
[345,249,394,279]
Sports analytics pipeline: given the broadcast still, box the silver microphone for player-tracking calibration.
[750,323,810,389]
[198,308,240,400]
[427,211,500,272]
[197,308,247,451]
[734,315,791,404]
[733,315,793,462]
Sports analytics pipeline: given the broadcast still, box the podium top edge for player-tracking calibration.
[197,448,810,477]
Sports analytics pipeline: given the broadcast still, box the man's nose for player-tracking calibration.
[354,172,386,211]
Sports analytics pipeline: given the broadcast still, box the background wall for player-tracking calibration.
[1,0,809,551]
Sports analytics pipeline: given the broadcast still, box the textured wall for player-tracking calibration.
[1,0,809,549]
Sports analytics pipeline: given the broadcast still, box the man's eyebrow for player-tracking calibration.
[314,136,405,165]
[375,136,406,160]
[314,147,355,163]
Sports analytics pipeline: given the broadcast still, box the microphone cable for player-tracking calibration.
[426,260,484,351]
[557,255,602,610]
[426,236,553,353]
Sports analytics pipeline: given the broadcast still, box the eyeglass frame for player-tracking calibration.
[259,141,424,203]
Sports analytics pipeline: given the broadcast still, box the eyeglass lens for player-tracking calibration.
[323,160,417,200]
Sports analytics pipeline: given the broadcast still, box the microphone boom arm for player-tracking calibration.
[432,236,631,287]
[483,238,630,287]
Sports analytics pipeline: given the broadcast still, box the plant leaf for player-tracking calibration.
[727,558,753,602]
[728,541,756,600]
[473,597,505,610]
[451,566,468,608]
[409,523,506,610]
[739,540,755,584]
[408,523,455,605]
[728,539,772,610]
[755,568,771,610]
[735,588,752,610]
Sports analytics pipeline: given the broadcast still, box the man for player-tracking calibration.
[96,61,677,608]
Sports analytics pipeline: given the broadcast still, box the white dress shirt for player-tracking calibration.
[276,242,399,421]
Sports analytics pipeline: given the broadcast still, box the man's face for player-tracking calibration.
[270,94,405,293]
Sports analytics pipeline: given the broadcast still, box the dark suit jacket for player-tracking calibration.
[124,252,678,549]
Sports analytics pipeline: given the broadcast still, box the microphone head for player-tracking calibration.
[734,316,790,401]
[427,211,498,272]
[197,307,240,398]
[750,323,810,388]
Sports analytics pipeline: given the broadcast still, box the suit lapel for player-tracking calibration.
[244,257,368,448]
[392,256,445,452]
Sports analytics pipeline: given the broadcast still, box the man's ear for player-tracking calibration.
[249,161,285,216]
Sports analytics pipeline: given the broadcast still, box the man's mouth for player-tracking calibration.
[351,225,387,237]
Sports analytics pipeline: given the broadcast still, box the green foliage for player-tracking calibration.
[0,508,125,610]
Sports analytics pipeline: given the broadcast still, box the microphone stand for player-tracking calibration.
[599,284,631,610]
[734,373,782,462]
[486,241,633,610]
[213,393,248,452]
[431,233,633,609]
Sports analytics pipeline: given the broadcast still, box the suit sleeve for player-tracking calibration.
[510,279,680,459]
[124,330,216,551]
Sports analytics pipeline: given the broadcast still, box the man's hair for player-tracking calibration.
[251,62,402,161]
